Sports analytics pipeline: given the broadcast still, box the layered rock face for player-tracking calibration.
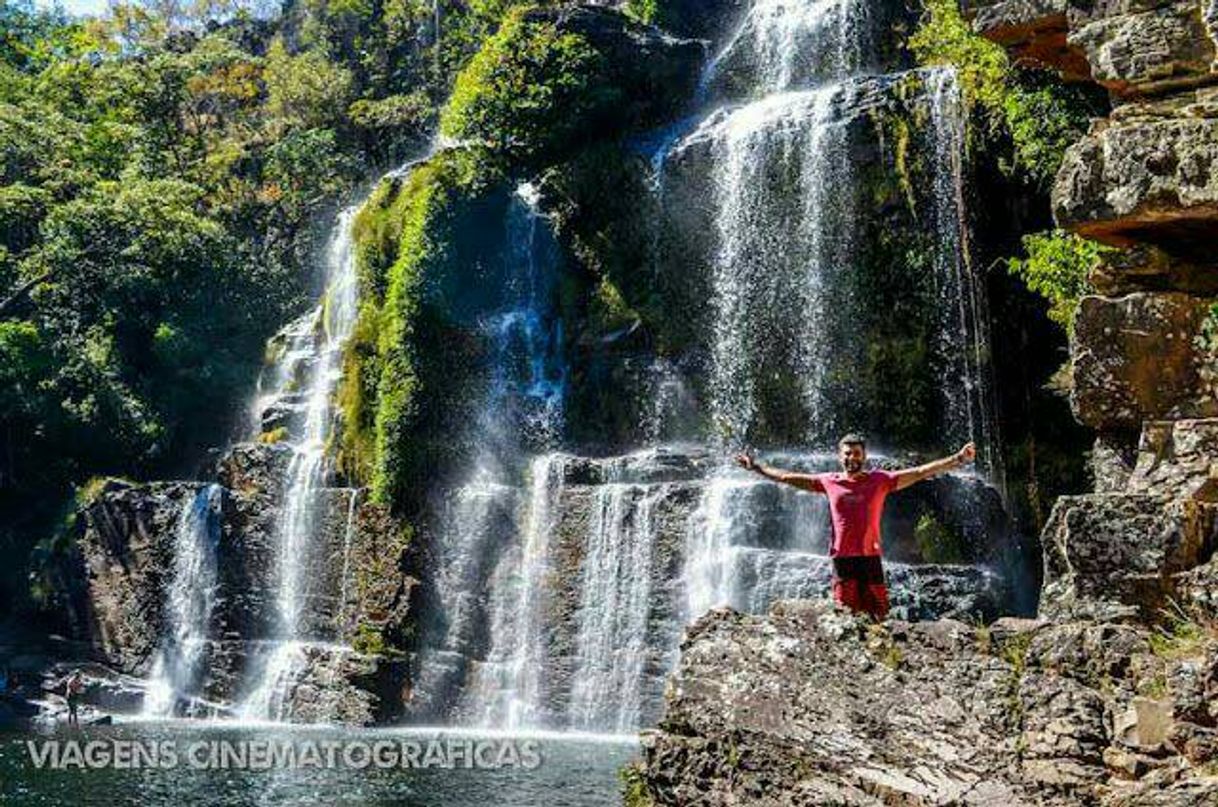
[637,601,1218,805]
[60,451,414,724]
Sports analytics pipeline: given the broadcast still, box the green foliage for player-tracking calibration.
[909,0,1008,123]
[263,38,353,133]
[1002,77,1094,185]
[909,0,1093,185]
[342,148,503,505]
[623,0,660,25]
[619,763,654,807]
[1007,230,1109,333]
[914,511,966,564]
[440,8,619,165]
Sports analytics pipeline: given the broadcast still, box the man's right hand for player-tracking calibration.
[735,453,756,471]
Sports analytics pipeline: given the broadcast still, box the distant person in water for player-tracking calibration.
[64,670,84,728]
[735,434,976,620]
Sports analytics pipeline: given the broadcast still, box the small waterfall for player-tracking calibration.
[927,67,1004,488]
[684,86,855,446]
[567,480,660,733]
[468,454,565,728]
[702,0,871,95]
[144,484,222,717]
[238,206,361,722]
[412,182,567,726]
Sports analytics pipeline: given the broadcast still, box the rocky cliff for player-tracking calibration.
[634,2,1218,803]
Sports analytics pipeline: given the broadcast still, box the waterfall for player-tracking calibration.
[237,206,361,722]
[144,484,223,717]
[402,0,1012,736]
[702,0,871,96]
[927,67,1004,489]
[685,86,855,446]
[410,182,567,726]
[567,480,659,733]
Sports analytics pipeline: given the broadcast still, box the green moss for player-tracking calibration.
[1148,605,1215,661]
[909,0,1094,185]
[914,511,966,563]
[619,763,654,807]
[1006,230,1110,334]
[588,276,638,335]
[341,147,503,505]
[258,426,288,444]
[73,475,117,508]
[439,7,620,167]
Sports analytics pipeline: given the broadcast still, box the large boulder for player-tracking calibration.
[67,480,205,675]
[1053,96,1218,245]
[1070,292,1218,432]
[1039,493,1216,620]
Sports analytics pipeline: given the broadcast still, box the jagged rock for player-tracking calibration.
[1092,432,1140,492]
[1070,293,1218,432]
[966,0,1093,80]
[1020,669,1109,789]
[636,601,1218,804]
[1053,106,1218,245]
[1039,493,1215,620]
[1067,0,1218,96]
[638,601,1037,805]
[1129,419,1218,500]
[1176,556,1218,618]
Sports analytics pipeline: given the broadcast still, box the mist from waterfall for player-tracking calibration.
[143,484,223,717]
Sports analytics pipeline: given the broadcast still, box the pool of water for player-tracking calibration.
[0,722,638,806]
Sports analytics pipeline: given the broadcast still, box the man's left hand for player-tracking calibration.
[956,442,976,464]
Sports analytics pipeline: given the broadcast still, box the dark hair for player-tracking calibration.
[838,433,866,449]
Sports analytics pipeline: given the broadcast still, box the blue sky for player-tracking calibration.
[35,0,112,17]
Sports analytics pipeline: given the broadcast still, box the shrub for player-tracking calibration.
[440,8,619,166]
[1006,230,1109,333]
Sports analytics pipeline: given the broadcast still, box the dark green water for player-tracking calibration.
[0,722,637,806]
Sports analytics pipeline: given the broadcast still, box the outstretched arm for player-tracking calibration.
[892,442,975,491]
[735,453,824,494]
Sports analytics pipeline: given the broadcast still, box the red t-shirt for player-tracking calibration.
[811,470,899,557]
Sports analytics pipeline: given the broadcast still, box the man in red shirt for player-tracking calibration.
[736,434,976,619]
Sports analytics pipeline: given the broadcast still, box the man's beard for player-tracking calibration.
[842,458,863,474]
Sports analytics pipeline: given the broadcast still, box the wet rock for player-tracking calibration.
[68,481,204,674]
[1070,293,1218,432]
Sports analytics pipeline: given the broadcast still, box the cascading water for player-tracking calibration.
[408,0,1007,735]
[237,207,361,722]
[143,484,223,717]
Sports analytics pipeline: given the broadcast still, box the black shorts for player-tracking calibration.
[831,556,886,584]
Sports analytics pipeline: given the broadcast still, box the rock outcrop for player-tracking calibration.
[634,601,1218,805]
[53,443,417,724]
